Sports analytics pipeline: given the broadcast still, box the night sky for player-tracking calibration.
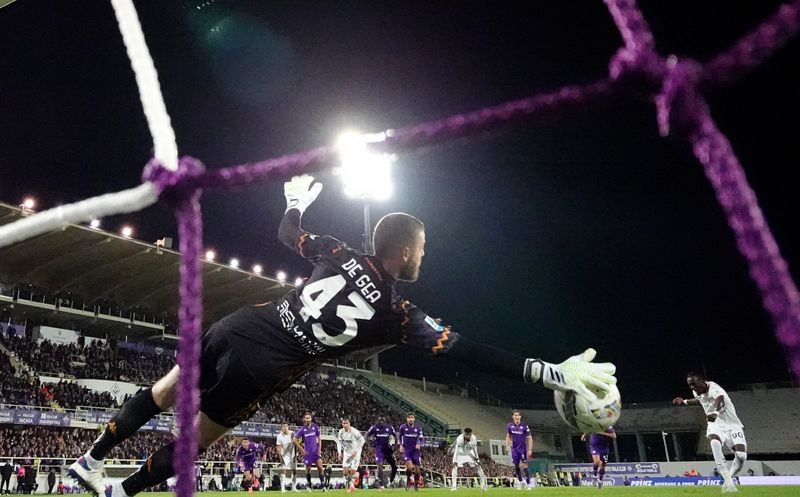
[1,1,798,404]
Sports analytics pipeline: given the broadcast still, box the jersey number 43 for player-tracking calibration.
[299,275,375,347]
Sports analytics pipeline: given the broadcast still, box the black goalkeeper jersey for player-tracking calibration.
[221,209,458,384]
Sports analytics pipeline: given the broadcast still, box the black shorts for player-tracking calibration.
[199,327,262,427]
[198,306,316,427]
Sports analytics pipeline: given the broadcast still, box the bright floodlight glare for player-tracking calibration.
[121,225,133,238]
[21,197,35,209]
[294,277,304,286]
[204,249,216,261]
[253,264,263,274]
[337,131,393,200]
[276,270,287,282]
[89,219,101,229]
[229,258,240,268]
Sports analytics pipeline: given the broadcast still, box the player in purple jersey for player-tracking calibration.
[397,413,424,491]
[68,175,616,497]
[505,410,534,490]
[366,416,398,490]
[581,427,615,488]
[294,413,325,491]
[235,438,263,493]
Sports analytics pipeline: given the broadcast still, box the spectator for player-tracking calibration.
[0,461,12,494]
[48,468,56,494]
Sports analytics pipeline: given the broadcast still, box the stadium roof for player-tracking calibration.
[0,202,291,338]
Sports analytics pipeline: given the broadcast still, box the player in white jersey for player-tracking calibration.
[450,428,486,492]
[337,418,365,493]
[672,372,747,493]
[276,422,299,493]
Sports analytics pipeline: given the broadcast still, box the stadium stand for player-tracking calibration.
[369,374,509,440]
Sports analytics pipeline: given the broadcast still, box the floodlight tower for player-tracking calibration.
[337,132,394,254]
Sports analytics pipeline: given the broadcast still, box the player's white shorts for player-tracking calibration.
[282,454,297,470]
[706,422,747,449]
[453,455,480,468]
[342,453,361,471]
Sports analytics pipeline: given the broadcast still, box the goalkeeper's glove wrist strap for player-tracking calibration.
[523,358,544,384]
[525,358,569,391]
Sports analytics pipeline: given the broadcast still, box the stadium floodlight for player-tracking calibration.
[89,219,101,229]
[335,130,395,254]
[204,249,216,261]
[294,277,303,286]
[276,270,287,282]
[20,197,35,210]
[229,258,240,268]
[252,264,263,275]
[336,131,394,201]
[120,225,133,238]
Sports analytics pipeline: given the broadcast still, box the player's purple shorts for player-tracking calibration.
[240,460,257,472]
[590,445,609,463]
[375,446,395,464]
[511,447,528,465]
[402,448,421,466]
[303,452,320,465]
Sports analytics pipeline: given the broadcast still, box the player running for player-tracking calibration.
[673,372,747,493]
[337,418,365,493]
[67,174,617,497]
[295,413,325,491]
[397,413,424,491]
[276,422,298,493]
[581,427,615,488]
[450,428,486,492]
[506,411,534,490]
[234,438,263,493]
[366,417,398,490]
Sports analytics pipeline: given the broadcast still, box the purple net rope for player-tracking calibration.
[142,157,206,497]
[604,0,800,381]
[135,3,800,497]
[196,80,613,190]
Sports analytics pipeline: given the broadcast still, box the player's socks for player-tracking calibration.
[377,466,385,487]
[593,464,598,478]
[90,388,162,461]
[389,464,397,484]
[306,474,312,488]
[524,467,531,485]
[451,467,458,489]
[729,451,747,478]
[598,465,605,487]
[120,442,175,497]
[476,466,487,489]
[710,439,729,478]
[514,465,522,482]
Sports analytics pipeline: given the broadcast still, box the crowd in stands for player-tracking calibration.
[0,334,174,385]
[0,354,47,407]
[4,333,394,428]
[252,378,388,428]
[42,381,116,410]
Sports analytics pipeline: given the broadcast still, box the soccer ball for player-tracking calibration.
[554,384,621,433]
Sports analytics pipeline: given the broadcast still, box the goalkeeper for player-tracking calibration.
[69,174,617,497]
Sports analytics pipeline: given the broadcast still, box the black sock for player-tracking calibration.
[121,442,175,497]
[90,388,162,460]
[390,463,397,483]
[306,474,312,487]
[377,466,384,486]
